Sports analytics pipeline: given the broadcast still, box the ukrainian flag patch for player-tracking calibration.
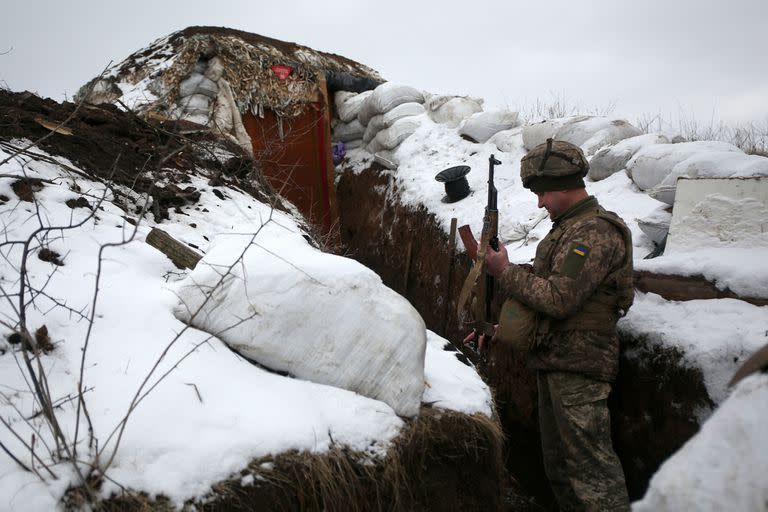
[573,244,590,257]
[561,242,591,279]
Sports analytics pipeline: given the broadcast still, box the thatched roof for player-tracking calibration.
[78,26,384,118]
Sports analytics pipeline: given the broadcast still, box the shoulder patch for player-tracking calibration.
[560,241,591,279]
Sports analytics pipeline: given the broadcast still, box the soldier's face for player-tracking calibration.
[536,191,569,218]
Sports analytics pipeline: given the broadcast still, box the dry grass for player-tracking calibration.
[66,408,505,512]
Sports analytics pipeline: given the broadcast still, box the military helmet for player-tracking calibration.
[520,138,589,192]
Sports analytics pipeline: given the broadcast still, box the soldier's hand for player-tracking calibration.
[486,243,510,277]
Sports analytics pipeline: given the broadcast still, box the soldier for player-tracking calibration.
[485,139,634,511]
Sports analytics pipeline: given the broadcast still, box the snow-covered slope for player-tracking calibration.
[0,135,491,510]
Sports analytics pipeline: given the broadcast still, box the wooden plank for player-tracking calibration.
[146,228,203,270]
[633,270,768,306]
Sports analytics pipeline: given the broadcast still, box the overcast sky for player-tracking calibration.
[2,0,766,130]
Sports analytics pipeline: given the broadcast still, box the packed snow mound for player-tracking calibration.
[423,331,493,416]
[588,133,669,181]
[625,141,768,204]
[669,194,768,249]
[632,373,768,512]
[522,115,641,155]
[173,221,427,418]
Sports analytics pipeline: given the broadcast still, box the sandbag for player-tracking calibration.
[332,119,365,143]
[344,139,364,150]
[588,134,669,181]
[488,127,524,153]
[554,117,642,156]
[205,56,225,82]
[425,95,483,128]
[335,90,372,123]
[363,102,425,143]
[212,78,252,153]
[627,141,741,192]
[179,73,218,99]
[651,150,768,204]
[178,93,211,112]
[374,149,399,170]
[459,110,520,143]
[357,82,424,125]
[173,227,427,418]
[368,116,421,153]
[522,116,586,150]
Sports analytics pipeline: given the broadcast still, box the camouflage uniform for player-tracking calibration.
[498,140,632,511]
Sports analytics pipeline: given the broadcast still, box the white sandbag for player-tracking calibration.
[652,150,768,205]
[554,117,643,156]
[179,73,219,99]
[427,96,483,128]
[332,119,365,143]
[363,102,425,143]
[374,150,399,170]
[178,93,211,112]
[363,114,385,143]
[369,116,421,152]
[588,133,669,181]
[357,82,424,125]
[335,90,372,123]
[213,78,252,153]
[487,127,524,154]
[627,141,742,192]
[173,227,427,418]
[459,110,520,143]
[205,56,225,82]
[344,139,364,150]
[522,116,587,150]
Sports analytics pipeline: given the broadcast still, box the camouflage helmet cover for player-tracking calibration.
[520,138,590,192]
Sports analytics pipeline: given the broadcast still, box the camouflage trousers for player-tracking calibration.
[537,371,629,511]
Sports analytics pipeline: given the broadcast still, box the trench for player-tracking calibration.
[336,162,714,506]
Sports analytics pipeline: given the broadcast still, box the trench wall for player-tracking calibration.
[336,164,714,504]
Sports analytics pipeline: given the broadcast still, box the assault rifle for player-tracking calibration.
[457,154,501,360]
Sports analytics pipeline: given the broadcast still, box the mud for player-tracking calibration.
[0,90,284,222]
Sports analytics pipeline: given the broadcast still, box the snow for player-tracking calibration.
[0,142,491,510]
[632,373,768,512]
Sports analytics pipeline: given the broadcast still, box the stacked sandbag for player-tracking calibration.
[588,133,669,181]
[626,141,768,204]
[424,94,483,128]
[165,57,252,152]
[332,90,373,151]
[172,60,219,125]
[459,110,520,143]
[363,102,425,144]
[523,115,642,155]
[356,82,424,125]
[338,82,428,162]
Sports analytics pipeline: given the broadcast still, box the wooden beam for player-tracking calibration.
[146,228,203,270]
[633,270,768,306]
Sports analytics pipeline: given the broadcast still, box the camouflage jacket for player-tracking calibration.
[498,196,632,381]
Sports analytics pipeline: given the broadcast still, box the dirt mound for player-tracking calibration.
[0,90,283,221]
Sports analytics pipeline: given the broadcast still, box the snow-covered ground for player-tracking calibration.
[0,142,491,511]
